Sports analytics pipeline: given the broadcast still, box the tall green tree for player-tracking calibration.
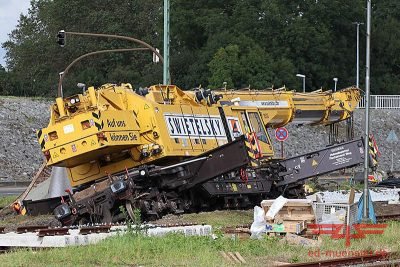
[1,0,400,95]
[2,0,164,96]
[208,44,242,88]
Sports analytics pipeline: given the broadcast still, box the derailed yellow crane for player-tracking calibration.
[30,31,371,225]
[36,81,367,225]
[40,84,359,184]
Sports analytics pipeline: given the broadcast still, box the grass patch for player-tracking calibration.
[305,179,365,192]
[315,220,400,257]
[1,222,399,266]
[0,195,17,209]
[0,210,398,266]
[0,232,309,266]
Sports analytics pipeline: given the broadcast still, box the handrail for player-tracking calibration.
[357,95,400,109]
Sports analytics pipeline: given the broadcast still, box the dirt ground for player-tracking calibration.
[0,207,60,232]
[0,195,396,232]
[0,201,253,232]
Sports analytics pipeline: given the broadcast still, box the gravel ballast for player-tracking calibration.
[0,97,51,181]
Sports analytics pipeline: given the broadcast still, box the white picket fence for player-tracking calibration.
[357,95,400,109]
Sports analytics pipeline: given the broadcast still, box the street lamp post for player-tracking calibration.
[163,0,170,85]
[363,0,372,221]
[353,22,364,88]
[333,78,338,92]
[296,74,306,93]
[59,71,64,98]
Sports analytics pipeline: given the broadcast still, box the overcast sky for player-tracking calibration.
[0,0,31,66]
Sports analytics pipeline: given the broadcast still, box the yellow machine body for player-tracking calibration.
[38,84,360,186]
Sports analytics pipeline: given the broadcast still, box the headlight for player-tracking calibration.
[54,203,71,220]
[151,144,162,155]
[110,180,128,194]
[70,98,76,104]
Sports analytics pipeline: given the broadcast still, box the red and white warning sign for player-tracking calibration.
[227,117,243,138]
[275,127,289,142]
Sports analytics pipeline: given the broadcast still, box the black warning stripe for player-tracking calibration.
[92,110,103,131]
[368,137,378,167]
[369,155,378,167]
[244,138,259,167]
[95,122,102,131]
[37,129,42,139]
[368,138,378,154]
[369,142,378,154]
[40,140,46,150]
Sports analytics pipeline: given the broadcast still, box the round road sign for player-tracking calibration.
[275,127,289,142]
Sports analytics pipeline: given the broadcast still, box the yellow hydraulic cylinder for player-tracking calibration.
[88,86,97,106]
[55,97,66,118]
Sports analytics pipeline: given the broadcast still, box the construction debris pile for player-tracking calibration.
[248,186,400,247]
[250,197,316,239]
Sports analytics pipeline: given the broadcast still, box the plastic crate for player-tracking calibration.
[314,202,358,233]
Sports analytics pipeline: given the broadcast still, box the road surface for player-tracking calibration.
[0,186,26,196]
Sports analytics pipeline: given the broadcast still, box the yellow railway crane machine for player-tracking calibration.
[31,33,371,225]
[39,84,360,185]
[35,83,369,225]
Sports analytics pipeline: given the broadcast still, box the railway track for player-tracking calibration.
[4,221,201,235]
[280,252,400,267]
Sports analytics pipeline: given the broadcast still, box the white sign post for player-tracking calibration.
[275,127,289,158]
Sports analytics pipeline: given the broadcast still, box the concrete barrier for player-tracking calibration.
[0,224,213,248]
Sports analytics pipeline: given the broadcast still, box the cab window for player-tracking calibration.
[240,112,251,133]
[247,112,270,144]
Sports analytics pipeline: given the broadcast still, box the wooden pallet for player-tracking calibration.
[261,199,316,234]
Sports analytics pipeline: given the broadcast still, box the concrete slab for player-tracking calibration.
[0,225,212,248]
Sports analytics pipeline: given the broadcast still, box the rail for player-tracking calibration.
[357,95,400,109]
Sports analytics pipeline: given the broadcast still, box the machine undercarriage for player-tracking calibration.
[52,136,366,226]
